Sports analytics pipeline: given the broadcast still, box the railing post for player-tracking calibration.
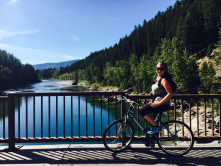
[121,95,126,146]
[121,96,125,118]
[8,94,15,149]
[219,98,221,137]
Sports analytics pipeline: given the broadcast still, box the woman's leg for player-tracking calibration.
[144,114,158,126]
[140,104,170,126]
[140,104,171,135]
[140,104,157,126]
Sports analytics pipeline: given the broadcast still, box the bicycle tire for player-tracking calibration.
[157,120,194,156]
[103,119,134,152]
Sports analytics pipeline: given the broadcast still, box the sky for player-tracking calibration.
[0,0,177,65]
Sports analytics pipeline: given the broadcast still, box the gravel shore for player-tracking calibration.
[57,80,73,87]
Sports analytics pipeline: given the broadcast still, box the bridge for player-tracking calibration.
[0,92,220,150]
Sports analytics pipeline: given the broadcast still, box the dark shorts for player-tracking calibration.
[139,104,171,117]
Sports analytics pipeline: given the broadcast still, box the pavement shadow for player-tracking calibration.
[0,146,221,165]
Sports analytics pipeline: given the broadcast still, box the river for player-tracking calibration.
[0,80,124,145]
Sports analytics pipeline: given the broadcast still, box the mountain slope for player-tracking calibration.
[33,60,79,70]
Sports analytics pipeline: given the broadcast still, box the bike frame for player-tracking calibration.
[125,106,174,142]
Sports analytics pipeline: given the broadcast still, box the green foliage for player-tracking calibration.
[72,71,78,83]
[85,63,102,84]
[214,28,221,64]
[0,65,12,82]
[115,60,130,89]
[103,62,113,86]
[0,50,39,89]
[206,44,213,57]
[129,54,140,92]
[36,68,57,79]
[91,83,100,89]
[76,69,87,81]
[138,55,154,92]
[200,61,216,93]
[58,73,72,80]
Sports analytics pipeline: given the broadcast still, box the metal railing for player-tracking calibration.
[127,94,221,142]
[0,92,220,149]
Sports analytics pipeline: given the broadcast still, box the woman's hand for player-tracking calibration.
[151,101,161,108]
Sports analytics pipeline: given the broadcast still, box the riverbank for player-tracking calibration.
[70,81,121,92]
[57,80,74,87]
[0,80,121,95]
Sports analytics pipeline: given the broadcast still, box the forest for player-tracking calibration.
[0,50,39,90]
[13,0,221,93]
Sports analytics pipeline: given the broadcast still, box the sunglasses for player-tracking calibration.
[156,67,165,71]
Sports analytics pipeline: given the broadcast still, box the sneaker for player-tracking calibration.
[147,126,162,134]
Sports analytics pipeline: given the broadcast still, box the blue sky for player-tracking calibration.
[0,0,177,65]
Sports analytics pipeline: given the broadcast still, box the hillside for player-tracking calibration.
[0,50,39,90]
[33,60,79,70]
[36,0,221,94]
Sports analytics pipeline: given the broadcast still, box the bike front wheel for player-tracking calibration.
[103,119,134,152]
[158,120,194,156]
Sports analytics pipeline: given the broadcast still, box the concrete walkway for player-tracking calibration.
[0,143,221,166]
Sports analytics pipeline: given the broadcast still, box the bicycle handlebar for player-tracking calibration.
[121,96,140,107]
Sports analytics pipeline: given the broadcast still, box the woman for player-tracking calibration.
[140,61,174,134]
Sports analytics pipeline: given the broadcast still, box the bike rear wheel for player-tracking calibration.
[103,119,134,152]
[158,120,194,156]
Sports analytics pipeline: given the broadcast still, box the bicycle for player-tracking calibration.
[103,96,194,156]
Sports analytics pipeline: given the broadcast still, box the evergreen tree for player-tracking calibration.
[206,44,213,57]
[0,50,39,89]
[129,54,140,92]
[214,28,221,64]
[200,61,215,93]
[72,71,79,83]
[103,62,113,86]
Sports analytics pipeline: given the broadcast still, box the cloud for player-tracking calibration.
[71,36,79,41]
[0,43,79,64]
[0,30,13,40]
[10,0,19,4]
[0,29,41,41]
[64,55,76,60]
[18,30,41,34]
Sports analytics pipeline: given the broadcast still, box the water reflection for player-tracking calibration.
[0,101,8,120]
[12,95,121,138]
[0,80,122,138]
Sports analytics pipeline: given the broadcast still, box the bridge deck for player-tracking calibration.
[0,143,221,166]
